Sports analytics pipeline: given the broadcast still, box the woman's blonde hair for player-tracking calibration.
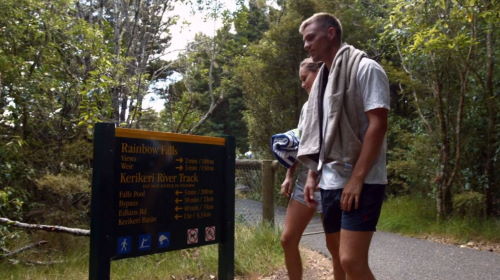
[300,57,322,73]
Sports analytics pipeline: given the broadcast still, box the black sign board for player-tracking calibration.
[89,123,235,280]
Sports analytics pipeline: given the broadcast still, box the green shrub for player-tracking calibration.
[0,187,26,248]
[452,191,486,217]
[0,138,32,248]
[32,173,91,225]
[35,173,89,194]
[386,114,436,196]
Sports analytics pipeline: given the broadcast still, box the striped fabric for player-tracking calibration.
[270,128,300,168]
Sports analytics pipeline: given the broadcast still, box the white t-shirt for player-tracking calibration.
[319,57,390,190]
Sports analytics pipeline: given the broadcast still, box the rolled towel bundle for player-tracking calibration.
[270,128,300,168]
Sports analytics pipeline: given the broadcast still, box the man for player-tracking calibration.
[297,13,390,280]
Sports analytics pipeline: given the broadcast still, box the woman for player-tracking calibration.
[279,57,323,280]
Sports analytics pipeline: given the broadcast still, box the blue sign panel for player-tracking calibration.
[116,236,132,255]
[138,234,152,251]
[157,232,171,249]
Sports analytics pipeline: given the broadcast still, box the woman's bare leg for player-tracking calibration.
[325,232,346,280]
[281,199,316,280]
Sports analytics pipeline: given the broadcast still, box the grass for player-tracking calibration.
[1,222,283,280]
[3,195,498,279]
[379,195,500,243]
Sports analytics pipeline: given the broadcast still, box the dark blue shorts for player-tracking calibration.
[321,184,386,233]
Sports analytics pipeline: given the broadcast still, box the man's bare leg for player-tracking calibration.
[339,229,375,280]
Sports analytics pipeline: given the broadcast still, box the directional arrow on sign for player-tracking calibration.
[175,158,184,163]
[174,214,182,220]
[175,190,183,196]
[175,198,183,204]
[175,165,184,171]
[175,206,183,212]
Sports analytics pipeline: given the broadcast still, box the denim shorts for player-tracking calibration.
[290,167,322,213]
[321,184,385,233]
[291,182,322,213]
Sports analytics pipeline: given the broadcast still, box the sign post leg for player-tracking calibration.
[219,136,235,280]
[89,123,115,280]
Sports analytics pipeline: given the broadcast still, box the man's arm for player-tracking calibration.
[340,108,388,211]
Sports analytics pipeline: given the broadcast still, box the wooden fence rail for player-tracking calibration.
[235,160,279,225]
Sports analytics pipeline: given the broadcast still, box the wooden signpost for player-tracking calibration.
[89,123,235,279]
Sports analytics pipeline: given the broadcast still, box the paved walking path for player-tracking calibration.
[236,199,500,280]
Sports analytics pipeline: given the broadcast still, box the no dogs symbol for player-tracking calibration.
[187,228,198,244]
[205,226,216,241]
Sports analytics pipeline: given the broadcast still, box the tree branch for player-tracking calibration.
[396,44,433,133]
[0,217,90,236]
[23,259,64,266]
[445,21,475,189]
[1,240,63,266]
[186,33,224,134]
[1,241,48,258]
[187,95,224,134]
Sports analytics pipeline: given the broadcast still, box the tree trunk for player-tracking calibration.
[120,91,128,123]
[111,87,121,123]
[187,45,224,134]
[434,79,453,220]
[436,180,452,221]
[484,23,497,215]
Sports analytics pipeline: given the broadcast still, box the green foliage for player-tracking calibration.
[76,0,177,126]
[58,140,93,169]
[319,0,388,54]
[0,0,113,179]
[0,186,26,248]
[161,1,275,151]
[452,191,486,218]
[0,137,32,192]
[0,137,30,248]
[0,0,180,222]
[386,114,436,195]
[382,0,499,217]
[0,187,25,219]
[233,0,270,43]
[235,0,393,158]
[0,0,114,134]
[235,1,311,157]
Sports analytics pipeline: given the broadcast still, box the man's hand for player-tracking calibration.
[341,108,388,211]
[304,170,319,208]
[340,177,363,211]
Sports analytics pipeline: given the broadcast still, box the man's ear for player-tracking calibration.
[327,26,336,41]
